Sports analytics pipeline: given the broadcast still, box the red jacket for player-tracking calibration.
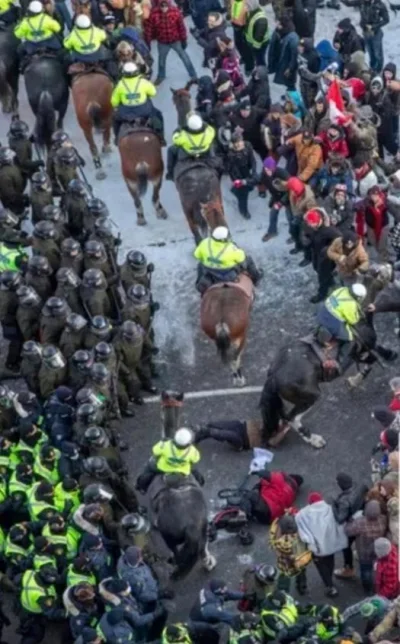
[389,396,400,412]
[259,472,298,520]
[144,2,187,45]
[375,546,400,599]
[319,132,349,162]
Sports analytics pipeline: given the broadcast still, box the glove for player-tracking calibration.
[181,40,187,49]
[233,179,244,188]
[273,202,282,209]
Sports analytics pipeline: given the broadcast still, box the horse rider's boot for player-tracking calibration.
[192,468,205,486]
[337,340,356,374]
[136,461,158,493]
[246,256,264,284]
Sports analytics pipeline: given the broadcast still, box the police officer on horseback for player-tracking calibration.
[194,226,263,295]
[166,112,216,181]
[111,61,164,144]
[63,14,114,77]
[14,1,61,59]
[0,0,19,26]
[316,283,367,373]
[136,427,204,493]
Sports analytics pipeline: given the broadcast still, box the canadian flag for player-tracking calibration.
[327,78,347,125]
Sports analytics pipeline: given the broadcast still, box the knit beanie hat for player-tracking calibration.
[364,500,381,519]
[270,103,283,114]
[372,406,396,427]
[336,473,353,491]
[81,534,102,550]
[338,17,352,30]
[263,156,277,171]
[374,537,392,558]
[308,492,323,504]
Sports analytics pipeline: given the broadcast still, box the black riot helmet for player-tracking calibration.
[127,283,150,305]
[87,198,109,219]
[31,171,51,191]
[94,341,112,362]
[121,320,143,342]
[93,217,113,236]
[41,204,62,224]
[9,119,29,140]
[82,268,105,289]
[43,296,68,317]
[72,349,92,371]
[83,483,113,504]
[66,312,87,332]
[90,316,111,338]
[0,147,16,165]
[121,513,149,534]
[1,270,23,291]
[89,362,109,384]
[76,403,99,424]
[27,255,52,276]
[84,240,105,259]
[56,267,80,288]
[57,146,77,166]
[127,250,146,270]
[51,130,70,148]
[61,237,81,258]
[16,285,41,307]
[76,387,104,409]
[67,179,86,196]
[0,209,20,228]
[84,426,108,446]
[42,345,66,369]
[255,564,278,585]
[22,340,42,358]
[33,220,57,240]
[83,456,109,476]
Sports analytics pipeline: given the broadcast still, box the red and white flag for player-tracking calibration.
[327,78,347,125]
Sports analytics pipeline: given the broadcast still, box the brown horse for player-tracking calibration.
[118,126,167,225]
[200,273,254,386]
[71,72,113,179]
[171,85,224,244]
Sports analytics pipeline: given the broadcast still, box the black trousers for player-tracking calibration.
[19,613,46,644]
[313,553,334,588]
[316,251,335,297]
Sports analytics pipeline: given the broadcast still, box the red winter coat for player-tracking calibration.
[319,132,350,162]
[375,545,400,599]
[259,472,298,520]
[144,1,187,45]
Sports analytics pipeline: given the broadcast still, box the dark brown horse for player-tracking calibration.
[71,72,113,179]
[200,273,254,386]
[171,85,224,244]
[118,125,167,225]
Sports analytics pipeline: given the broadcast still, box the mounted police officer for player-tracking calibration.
[111,62,164,143]
[63,14,115,78]
[316,283,368,373]
[166,112,216,180]
[194,226,263,294]
[14,1,62,62]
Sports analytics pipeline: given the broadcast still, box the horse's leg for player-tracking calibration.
[201,540,217,572]
[152,176,168,220]
[56,93,69,130]
[230,338,246,388]
[81,121,105,179]
[102,118,112,155]
[288,397,326,449]
[126,180,146,225]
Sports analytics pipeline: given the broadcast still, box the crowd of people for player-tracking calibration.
[0,0,400,638]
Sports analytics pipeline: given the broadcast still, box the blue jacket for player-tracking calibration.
[189,588,244,625]
[98,613,135,644]
[286,89,305,121]
[311,166,353,197]
[315,39,342,71]
[99,579,156,629]
[117,556,159,607]
[268,30,299,88]
[119,27,151,61]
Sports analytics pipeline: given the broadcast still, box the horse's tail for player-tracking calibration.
[0,61,9,105]
[88,102,103,131]
[135,161,149,196]
[215,321,231,364]
[36,91,55,147]
[259,372,283,437]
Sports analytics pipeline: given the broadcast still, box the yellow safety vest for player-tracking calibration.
[194,237,246,270]
[34,451,61,486]
[172,126,215,156]
[42,524,78,560]
[0,243,21,272]
[66,563,96,587]
[153,440,199,476]
[27,484,57,521]
[231,0,246,25]
[20,570,56,614]
[245,9,269,48]
[162,624,192,644]
[63,25,105,53]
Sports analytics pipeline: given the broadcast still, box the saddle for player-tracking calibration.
[68,62,110,81]
[118,118,157,144]
[22,49,57,73]
[205,273,254,302]
[301,333,339,380]
[148,473,199,527]
[174,158,217,183]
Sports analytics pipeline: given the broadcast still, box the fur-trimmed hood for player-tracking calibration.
[63,587,80,617]
[72,505,100,536]
[98,578,122,607]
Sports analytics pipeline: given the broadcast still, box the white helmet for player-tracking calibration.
[186,113,203,133]
[123,62,139,76]
[351,283,367,301]
[28,0,43,13]
[76,14,92,28]
[174,427,193,448]
[212,226,229,242]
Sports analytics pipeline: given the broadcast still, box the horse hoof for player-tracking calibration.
[95,170,107,180]
[102,144,112,154]
[156,208,168,220]
[347,373,364,389]
[310,433,326,449]
[233,374,246,388]
[137,217,147,226]
[203,554,217,571]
